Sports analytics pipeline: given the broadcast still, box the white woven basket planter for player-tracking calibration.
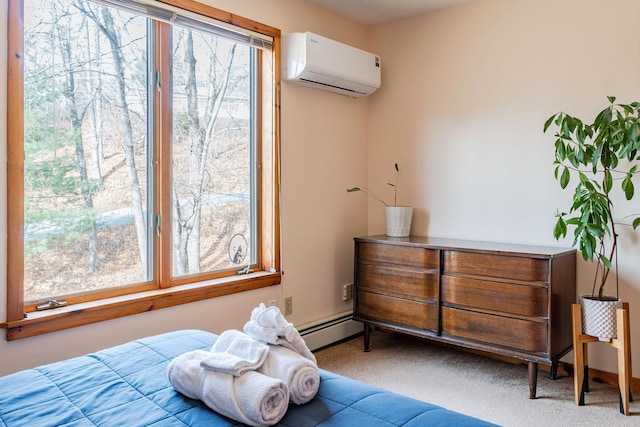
[580,295,622,341]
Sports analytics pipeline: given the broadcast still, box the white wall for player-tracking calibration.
[0,0,370,375]
[367,0,640,373]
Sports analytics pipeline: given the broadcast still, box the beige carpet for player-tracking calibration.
[314,330,639,426]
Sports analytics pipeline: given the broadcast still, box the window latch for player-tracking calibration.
[237,265,254,275]
[36,300,68,311]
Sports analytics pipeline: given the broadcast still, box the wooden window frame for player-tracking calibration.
[2,0,282,340]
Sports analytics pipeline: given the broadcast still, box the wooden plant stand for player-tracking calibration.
[572,302,633,415]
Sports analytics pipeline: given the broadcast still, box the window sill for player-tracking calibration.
[1,271,281,340]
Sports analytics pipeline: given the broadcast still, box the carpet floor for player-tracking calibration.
[314,329,639,426]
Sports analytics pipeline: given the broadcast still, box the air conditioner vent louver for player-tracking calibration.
[282,32,381,97]
[299,78,366,96]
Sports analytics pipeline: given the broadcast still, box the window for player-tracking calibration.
[3,0,281,340]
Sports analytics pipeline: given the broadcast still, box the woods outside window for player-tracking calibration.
[3,0,281,340]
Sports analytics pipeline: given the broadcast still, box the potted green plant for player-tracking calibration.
[347,163,413,237]
[544,96,640,340]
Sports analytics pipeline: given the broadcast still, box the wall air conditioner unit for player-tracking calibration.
[282,32,381,97]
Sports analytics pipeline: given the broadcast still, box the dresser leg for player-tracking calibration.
[528,362,538,399]
[550,361,558,380]
[363,323,371,352]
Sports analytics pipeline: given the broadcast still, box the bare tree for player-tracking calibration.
[55,3,99,272]
[173,30,237,275]
[86,26,105,188]
[77,1,148,276]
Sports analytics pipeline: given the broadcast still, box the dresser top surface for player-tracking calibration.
[355,235,575,258]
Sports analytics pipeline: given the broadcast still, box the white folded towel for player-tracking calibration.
[202,330,269,376]
[258,345,319,405]
[243,303,317,364]
[167,350,289,427]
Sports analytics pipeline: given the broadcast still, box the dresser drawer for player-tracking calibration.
[442,307,547,353]
[441,276,548,317]
[358,263,437,301]
[358,242,438,268]
[443,251,549,282]
[356,291,438,332]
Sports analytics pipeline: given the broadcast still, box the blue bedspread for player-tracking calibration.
[0,330,495,426]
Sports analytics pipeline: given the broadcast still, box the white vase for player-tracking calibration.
[580,295,622,341]
[385,206,413,237]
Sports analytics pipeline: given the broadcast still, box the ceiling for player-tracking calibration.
[307,0,471,26]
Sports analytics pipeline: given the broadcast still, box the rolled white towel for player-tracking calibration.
[202,330,268,376]
[167,350,289,427]
[258,345,319,405]
[244,303,317,364]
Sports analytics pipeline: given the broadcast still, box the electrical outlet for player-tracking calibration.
[267,299,277,307]
[342,282,354,301]
[284,296,293,315]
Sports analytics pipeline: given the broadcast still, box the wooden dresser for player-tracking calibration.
[353,235,576,398]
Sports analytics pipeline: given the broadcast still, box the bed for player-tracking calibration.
[0,329,495,426]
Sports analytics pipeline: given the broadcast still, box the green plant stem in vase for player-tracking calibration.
[545,96,640,301]
[347,163,413,237]
[347,163,400,207]
[545,96,640,339]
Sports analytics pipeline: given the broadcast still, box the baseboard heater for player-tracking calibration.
[298,310,362,351]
